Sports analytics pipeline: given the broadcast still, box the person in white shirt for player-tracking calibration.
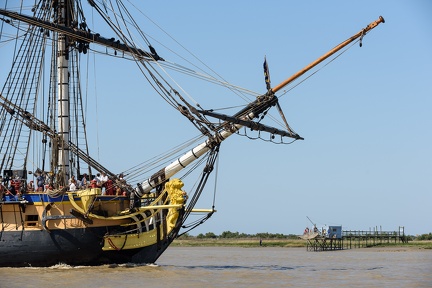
[99,172,108,195]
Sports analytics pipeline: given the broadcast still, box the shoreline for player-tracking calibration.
[172,238,432,249]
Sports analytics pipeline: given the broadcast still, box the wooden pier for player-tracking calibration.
[303,226,407,252]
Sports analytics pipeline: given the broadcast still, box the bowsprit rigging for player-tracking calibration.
[191,57,303,143]
[135,16,386,198]
[0,0,384,267]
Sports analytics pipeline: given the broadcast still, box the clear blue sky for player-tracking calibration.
[113,0,431,236]
[2,1,431,236]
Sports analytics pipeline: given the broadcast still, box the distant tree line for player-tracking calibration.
[179,231,299,239]
[178,231,432,241]
[416,233,432,240]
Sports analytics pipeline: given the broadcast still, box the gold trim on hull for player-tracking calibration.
[103,224,160,251]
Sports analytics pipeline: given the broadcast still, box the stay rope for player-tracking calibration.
[177,145,219,236]
[277,40,359,99]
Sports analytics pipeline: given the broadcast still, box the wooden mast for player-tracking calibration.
[271,16,385,94]
[57,0,71,184]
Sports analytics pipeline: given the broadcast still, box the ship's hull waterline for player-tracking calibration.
[0,193,183,267]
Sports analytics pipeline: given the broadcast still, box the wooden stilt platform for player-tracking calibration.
[301,226,407,252]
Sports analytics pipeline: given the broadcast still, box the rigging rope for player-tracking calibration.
[277,40,360,99]
[90,0,264,139]
[177,145,219,236]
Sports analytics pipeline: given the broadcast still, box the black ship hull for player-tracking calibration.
[0,192,184,267]
[0,224,178,267]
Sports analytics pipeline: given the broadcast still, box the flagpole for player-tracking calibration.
[271,16,384,94]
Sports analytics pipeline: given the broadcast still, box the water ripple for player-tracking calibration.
[169,264,296,271]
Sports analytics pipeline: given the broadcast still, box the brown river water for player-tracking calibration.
[0,246,431,287]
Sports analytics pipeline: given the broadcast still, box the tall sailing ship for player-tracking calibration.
[0,1,384,267]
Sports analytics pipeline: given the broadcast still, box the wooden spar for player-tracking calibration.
[271,16,385,94]
[134,17,385,197]
[0,8,158,61]
[188,209,217,213]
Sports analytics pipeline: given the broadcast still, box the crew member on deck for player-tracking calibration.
[27,180,34,192]
[105,178,115,195]
[94,173,101,187]
[69,175,77,191]
[0,178,7,200]
[100,172,108,195]
[6,181,17,200]
[115,173,126,196]
[80,173,88,188]
[36,173,45,191]
[11,175,21,196]
[68,175,77,186]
